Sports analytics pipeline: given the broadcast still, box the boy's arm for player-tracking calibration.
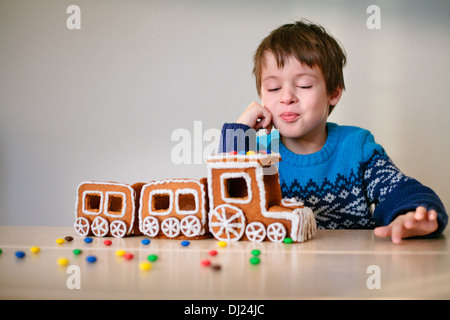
[362,145,448,239]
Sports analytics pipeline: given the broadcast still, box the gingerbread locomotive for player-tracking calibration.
[74,152,316,243]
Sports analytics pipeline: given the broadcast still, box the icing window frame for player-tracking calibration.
[82,191,103,215]
[175,188,199,215]
[104,191,126,218]
[220,172,252,204]
[149,189,174,215]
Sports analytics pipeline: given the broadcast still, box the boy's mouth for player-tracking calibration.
[280,112,301,123]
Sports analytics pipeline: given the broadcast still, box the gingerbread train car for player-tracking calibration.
[74,152,316,243]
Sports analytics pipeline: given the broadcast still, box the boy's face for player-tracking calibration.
[260,52,341,141]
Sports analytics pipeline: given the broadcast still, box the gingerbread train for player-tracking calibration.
[74,152,317,243]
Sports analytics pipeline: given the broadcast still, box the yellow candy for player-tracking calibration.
[139,261,152,271]
[246,151,256,155]
[57,257,69,266]
[56,238,65,245]
[115,250,126,257]
[217,241,227,247]
[30,246,40,253]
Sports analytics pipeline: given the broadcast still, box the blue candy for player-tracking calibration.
[86,255,97,263]
[141,239,151,245]
[181,240,190,247]
[84,237,93,243]
[15,251,26,259]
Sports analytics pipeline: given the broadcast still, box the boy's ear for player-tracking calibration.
[328,86,343,107]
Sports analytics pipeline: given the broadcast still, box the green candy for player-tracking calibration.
[283,237,293,244]
[73,249,82,255]
[251,249,261,256]
[147,254,158,262]
[249,257,260,265]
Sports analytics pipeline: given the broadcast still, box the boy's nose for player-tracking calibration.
[280,87,298,105]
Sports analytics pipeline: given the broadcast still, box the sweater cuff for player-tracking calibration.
[374,184,448,237]
[219,123,254,153]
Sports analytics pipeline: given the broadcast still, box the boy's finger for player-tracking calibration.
[414,206,427,221]
[391,223,403,244]
[373,226,391,238]
[428,210,438,221]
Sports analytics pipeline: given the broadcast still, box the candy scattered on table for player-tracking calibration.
[141,239,151,245]
[124,253,134,260]
[217,241,227,248]
[30,246,40,254]
[115,250,126,257]
[251,249,261,256]
[65,236,74,242]
[208,250,218,256]
[200,259,211,267]
[181,240,190,247]
[211,264,222,271]
[147,254,158,262]
[283,237,293,244]
[139,261,152,271]
[84,237,93,244]
[57,257,69,266]
[55,238,65,245]
[15,251,26,259]
[86,255,97,263]
[249,257,260,265]
[103,240,112,246]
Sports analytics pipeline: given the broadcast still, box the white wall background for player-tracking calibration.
[0,0,449,226]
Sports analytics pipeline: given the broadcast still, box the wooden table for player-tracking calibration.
[0,226,449,300]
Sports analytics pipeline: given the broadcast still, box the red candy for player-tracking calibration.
[200,259,211,266]
[103,240,112,246]
[208,250,218,256]
[124,253,134,260]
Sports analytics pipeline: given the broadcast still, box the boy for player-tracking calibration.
[220,20,447,243]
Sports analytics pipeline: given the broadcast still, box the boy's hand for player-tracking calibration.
[374,206,438,244]
[237,102,273,133]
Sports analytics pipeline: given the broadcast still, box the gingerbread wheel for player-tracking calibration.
[110,220,128,238]
[267,222,286,242]
[91,216,109,237]
[180,216,202,237]
[74,217,90,236]
[142,216,159,237]
[161,217,180,238]
[245,222,266,242]
[209,204,245,242]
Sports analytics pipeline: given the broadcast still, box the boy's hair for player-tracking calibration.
[253,20,347,114]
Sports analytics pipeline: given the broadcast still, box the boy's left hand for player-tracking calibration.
[374,206,438,244]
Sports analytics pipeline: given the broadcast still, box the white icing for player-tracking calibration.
[138,179,207,237]
[74,217,90,236]
[91,216,109,237]
[219,171,252,204]
[161,217,180,238]
[245,222,266,242]
[110,220,127,238]
[81,191,103,215]
[147,189,174,216]
[266,222,286,242]
[75,181,136,237]
[104,191,126,218]
[180,215,202,237]
[209,204,246,241]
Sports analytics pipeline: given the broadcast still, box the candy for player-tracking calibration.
[55,238,65,245]
[208,250,218,256]
[211,264,222,271]
[73,249,82,255]
[238,150,246,155]
[217,241,227,248]
[103,240,112,246]
[249,257,260,265]
[86,255,97,263]
[251,249,261,256]
[15,251,25,259]
[84,237,93,243]
[65,236,74,242]
[283,237,293,244]
[229,151,238,155]
[246,150,256,155]
[115,250,126,257]
[139,261,152,271]
[181,240,190,247]
[124,253,134,260]
[30,246,40,254]
[200,259,211,267]
[0,249,2,255]
[141,239,151,245]
[57,257,69,266]
[147,254,158,262]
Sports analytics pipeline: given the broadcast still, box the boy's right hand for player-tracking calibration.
[237,102,273,133]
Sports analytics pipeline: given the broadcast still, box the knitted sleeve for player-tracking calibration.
[219,123,254,153]
[362,135,448,236]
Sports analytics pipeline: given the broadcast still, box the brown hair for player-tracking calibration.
[253,20,346,114]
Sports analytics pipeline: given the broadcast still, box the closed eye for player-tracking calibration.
[268,88,281,92]
[298,86,312,89]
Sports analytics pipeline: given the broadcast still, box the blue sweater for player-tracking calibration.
[220,122,447,234]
